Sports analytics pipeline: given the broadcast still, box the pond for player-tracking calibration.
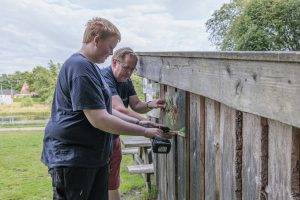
[0,115,49,125]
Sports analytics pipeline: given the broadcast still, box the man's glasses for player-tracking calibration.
[117,61,137,73]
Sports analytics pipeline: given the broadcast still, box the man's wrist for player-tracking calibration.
[146,101,152,109]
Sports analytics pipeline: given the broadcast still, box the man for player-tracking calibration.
[41,18,174,200]
[102,47,166,200]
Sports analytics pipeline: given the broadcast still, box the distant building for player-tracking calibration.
[20,81,30,95]
[0,89,17,104]
[16,81,36,97]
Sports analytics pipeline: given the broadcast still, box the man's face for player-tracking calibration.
[112,54,137,82]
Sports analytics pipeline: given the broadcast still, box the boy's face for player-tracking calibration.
[95,36,119,64]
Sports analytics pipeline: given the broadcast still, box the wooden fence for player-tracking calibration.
[136,52,300,200]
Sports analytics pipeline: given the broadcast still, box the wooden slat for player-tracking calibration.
[291,127,300,199]
[189,93,205,200]
[219,104,237,199]
[167,137,176,200]
[158,154,167,200]
[136,54,300,128]
[174,87,188,200]
[127,164,154,174]
[120,136,151,148]
[136,51,300,62]
[122,148,139,155]
[205,98,220,200]
[268,120,293,199]
[242,113,262,200]
[177,136,187,200]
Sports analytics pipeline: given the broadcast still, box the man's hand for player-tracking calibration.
[147,98,166,109]
[143,127,177,139]
[138,120,156,127]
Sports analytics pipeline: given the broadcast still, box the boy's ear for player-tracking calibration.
[94,35,102,46]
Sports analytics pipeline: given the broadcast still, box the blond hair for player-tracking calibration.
[112,47,138,65]
[82,17,121,43]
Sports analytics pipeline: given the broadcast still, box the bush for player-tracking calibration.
[20,98,34,107]
[131,74,144,101]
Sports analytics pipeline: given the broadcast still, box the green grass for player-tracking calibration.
[0,131,51,200]
[0,130,155,199]
[0,124,46,128]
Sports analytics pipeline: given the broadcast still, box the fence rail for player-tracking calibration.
[136,51,300,200]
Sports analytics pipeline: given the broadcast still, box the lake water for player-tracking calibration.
[0,115,48,125]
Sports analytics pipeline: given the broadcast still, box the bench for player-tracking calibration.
[122,148,139,159]
[127,164,154,191]
[127,163,154,174]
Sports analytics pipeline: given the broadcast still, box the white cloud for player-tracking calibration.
[0,0,229,74]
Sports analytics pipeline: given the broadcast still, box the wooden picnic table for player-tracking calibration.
[120,136,154,191]
[120,136,151,148]
[120,136,152,164]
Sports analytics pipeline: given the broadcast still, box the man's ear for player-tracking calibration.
[112,58,117,67]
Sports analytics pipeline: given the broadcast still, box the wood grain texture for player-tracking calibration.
[242,113,262,200]
[268,120,293,199]
[136,54,300,128]
[189,93,205,200]
[205,98,220,200]
[219,104,237,200]
[291,127,300,199]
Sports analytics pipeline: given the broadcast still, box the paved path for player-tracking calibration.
[0,127,45,132]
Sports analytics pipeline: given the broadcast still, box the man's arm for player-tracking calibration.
[112,95,147,119]
[83,109,173,138]
[129,95,165,113]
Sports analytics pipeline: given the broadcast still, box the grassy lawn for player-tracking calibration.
[0,130,156,200]
[0,102,50,117]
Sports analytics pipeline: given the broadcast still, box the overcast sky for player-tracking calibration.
[0,0,229,74]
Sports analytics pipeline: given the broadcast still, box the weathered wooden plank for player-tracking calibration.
[242,113,262,200]
[219,104,237,199]
[156,154,167,200]
[120,136,151,148]
[122,148,139,155]
[157,84,167,200]
[127,164,154,174]
[161,85,177,200]
[189,93,205,200]
[167,137,176,200]
[268,120,293,199]
[205,98,220,200]
[137,51,300,62]
[136,54,300,128]
[291,127,300,199]
[177,136,187,200]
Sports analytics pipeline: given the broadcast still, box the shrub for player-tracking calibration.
[20,98,34,107]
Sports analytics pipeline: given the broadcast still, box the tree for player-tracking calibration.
[206,0,300,51]
[31,61,60,103]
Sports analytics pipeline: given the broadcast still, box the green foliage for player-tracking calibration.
[131,74,145,101]
[20,98,34,107]
[31,61,60,103]
[0,60,61,103]
[206,0,300,50]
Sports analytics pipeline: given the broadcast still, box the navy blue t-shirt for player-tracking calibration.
[41,53,113,168]
[101,66,137,138]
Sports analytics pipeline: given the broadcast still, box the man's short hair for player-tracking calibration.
[83,17,121,43]
[112,47,138,65]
